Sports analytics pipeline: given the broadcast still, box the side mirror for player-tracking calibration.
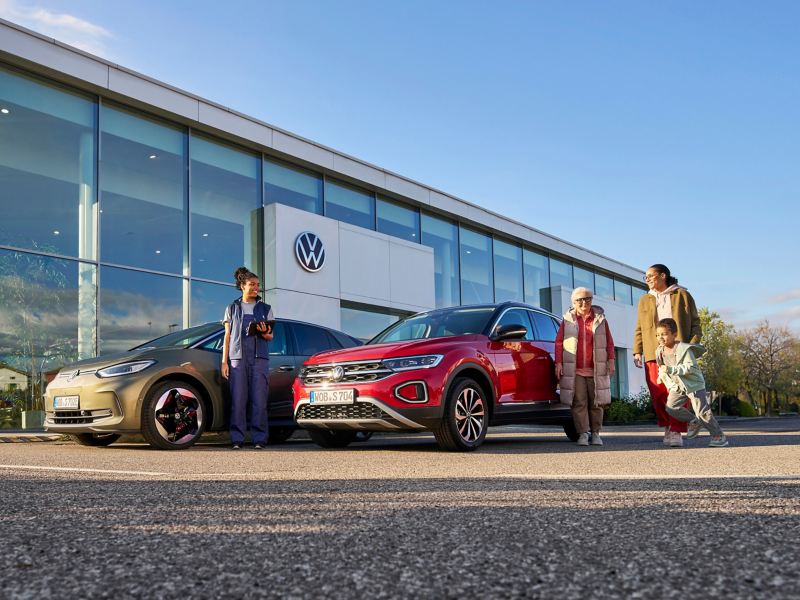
[492,324,528,341]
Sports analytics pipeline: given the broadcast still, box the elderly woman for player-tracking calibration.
[555,287,616,446]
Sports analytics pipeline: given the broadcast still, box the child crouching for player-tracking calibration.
[655,318,729,448]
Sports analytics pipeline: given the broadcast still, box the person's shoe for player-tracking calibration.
[663,428,672,446]
[709,434,729,448]
[590,432,603,446]
[686,419,703,440]
[668,431,683,447]
[253,443,265,449]
[577,432,590,446]
[231,444,241,450]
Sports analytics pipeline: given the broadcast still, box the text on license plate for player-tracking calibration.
[309,389,354,404]
[54,395,80,409]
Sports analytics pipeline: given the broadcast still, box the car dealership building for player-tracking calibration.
[0,18,647,402]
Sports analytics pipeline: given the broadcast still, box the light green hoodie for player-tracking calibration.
[655,342,706,394]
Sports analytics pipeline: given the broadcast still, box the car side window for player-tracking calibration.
[493,309,534,341]
[198,332,224,353]
[291,323,338,356]
[529,311,558,342]
[269,322,289,356]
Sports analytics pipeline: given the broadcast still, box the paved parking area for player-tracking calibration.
[2,419,798,598]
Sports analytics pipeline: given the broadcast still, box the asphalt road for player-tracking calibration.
[2,418,799,599]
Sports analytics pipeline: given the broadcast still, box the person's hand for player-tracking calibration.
[658,365,668,378]
[608,366,615,378]
[555,363,563,379]
[221,362,229,380]
[633,353,643,368]
[256,321,268,333]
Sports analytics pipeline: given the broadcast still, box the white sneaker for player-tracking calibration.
[686,419,703,440]
[662,428,672,446]
[577,432,590,446]
[669,431,684,447]
[590,432,603,446]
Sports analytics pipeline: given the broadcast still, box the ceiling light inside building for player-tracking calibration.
[1,108,9,114]
[53,230,60,235]
[155,250,161,254]
[149,154,157,159]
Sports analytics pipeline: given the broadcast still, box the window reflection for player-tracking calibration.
[460,226,493,304]
[0,66,96,259]
[493,238,523,302]
[614,279,633,305]
[264,157,322,214]
[632,285,646,306]
[100,104,186,273]
[190,135,260,282]
[190,280,237,326]
[341,303,402,342]
[549,257,573,290]
[98,266,183,354]
[376,197,420,242]
[325,179,375,230]
[523,249,551,310]
[421,213,460,308]
[573,266,594,293]
[595,273,614,301]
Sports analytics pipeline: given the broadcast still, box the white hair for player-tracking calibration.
[571,287,593,302]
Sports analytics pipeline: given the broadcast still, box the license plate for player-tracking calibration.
[309,389,354,405]
[54,395,80,409]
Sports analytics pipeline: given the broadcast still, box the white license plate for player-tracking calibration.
[309,389,354,405]
[54,395,80,410]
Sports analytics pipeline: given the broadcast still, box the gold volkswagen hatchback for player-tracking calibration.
[44,320,361,449]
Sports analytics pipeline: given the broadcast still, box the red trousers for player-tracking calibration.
[644,360,687,433]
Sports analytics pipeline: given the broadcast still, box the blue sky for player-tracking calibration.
[3,0,798,332]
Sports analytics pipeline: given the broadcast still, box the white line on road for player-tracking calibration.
[0,465,168,476]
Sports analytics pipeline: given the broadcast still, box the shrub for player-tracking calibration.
[606,399,637,423]
[737,400,758,417]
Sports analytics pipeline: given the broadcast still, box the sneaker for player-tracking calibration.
[662,428,672,446]
[686,419,703,440]
[709,434,729,448]
[231,444,241,450]
[577,432,590,446]
[668,431,683,447]
[253,443,265,449]
[590,432,603,446]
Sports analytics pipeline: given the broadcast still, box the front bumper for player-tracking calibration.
[295,396,444,432]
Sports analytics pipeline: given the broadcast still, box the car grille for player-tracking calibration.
[296,403,387,420]
[50,410,111,425]
[301,361,393,386]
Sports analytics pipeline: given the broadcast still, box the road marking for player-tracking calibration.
[0,465,168,476]
[496,473,800,481]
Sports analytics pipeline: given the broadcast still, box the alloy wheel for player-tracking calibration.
[153,387,204,444]
[454,386,485,443]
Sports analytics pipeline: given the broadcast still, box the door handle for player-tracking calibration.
[278,365,295,372]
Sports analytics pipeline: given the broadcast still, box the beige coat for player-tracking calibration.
[558,306,613,407]
[633,288,701,362]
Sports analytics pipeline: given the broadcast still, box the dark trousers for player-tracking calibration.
[229,357,269,444]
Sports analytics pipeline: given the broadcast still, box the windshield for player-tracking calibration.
[130,322,223,350]
[369,307,495,344]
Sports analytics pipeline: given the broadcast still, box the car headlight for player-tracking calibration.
[96,360,156,378]
[382,355,443,372]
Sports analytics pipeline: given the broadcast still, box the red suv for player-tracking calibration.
[292,303,578,451]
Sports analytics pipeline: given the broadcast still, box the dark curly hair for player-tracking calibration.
[649,263,678,286]
[233,266,259,290]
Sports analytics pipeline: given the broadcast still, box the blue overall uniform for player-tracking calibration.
[225,298,272,445]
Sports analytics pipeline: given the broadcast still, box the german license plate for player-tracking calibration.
[309,389,354,405]
[54,395,79,409]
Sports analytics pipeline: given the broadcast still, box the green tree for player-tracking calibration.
[697,308,743,398]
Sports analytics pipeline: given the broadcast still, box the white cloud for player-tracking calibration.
[0,0,113,58]
[769,289,800,304]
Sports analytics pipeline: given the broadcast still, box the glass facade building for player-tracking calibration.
[0,30,647,427]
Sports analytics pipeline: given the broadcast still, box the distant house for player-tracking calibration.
[0,364,28,392]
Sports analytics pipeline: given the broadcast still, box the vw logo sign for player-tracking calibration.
[330,366,345,382]
[295,231,326,272]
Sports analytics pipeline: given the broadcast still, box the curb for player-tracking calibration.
[0,433,62,443]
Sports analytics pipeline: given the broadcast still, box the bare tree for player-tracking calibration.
[739,322,797,416]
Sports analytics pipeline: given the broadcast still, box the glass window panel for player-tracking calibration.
[0,66,96,259]
[100,104,186,273]
[549,257,573,290]
[268,322,290,356]
[523,248,551,311]
[376,197,420,242]
[291,323,338,356]
[573,266,594,293]
[190,135,260,282]
[595,273,615,301]
[493,308,534,341]
[610,347,629,399]
[0,250,96,427]
[493,238,523,302]
[632,285,647,306]
[190,280,237,326]
[341,304,402,343]
[324,179,375,229]
[530,311,558,342]
[614,280,633,305]
[460,226,493,305]
[99,267,183,354]
[420,213,460,308]
[263,157,322,214]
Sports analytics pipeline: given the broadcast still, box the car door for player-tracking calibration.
[488,308,538,403]
[266,321,297,420]
[527,310,559,401]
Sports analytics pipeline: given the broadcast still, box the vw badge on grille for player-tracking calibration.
[295,231,325,272]
[330,366,345,382]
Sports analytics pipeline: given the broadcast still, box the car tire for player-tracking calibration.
[433,377,488,452]
[308,429,358,448]
[70,433,120,447]
[267,427,295,444]
[141,380,206,450]
[562,420,579,442]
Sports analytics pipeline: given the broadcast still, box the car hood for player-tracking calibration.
[307,335,484,364]
[53,349,163,373]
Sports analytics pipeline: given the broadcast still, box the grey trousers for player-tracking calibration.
[666,388,723,437]
[572,375,604,434]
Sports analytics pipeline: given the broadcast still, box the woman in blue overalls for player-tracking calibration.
[221,267,273,449]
